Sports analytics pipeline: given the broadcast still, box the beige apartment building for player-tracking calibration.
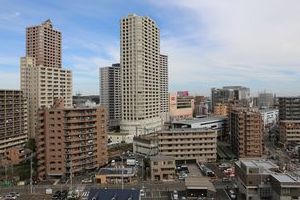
[230,108,263,158]
[150,155,176,181]
[120,14,162,140]
[158,129,217,163]
[0,90,28,166]
[159,54,169,123]
[36,99,108,180]
[213,103,229,117]
[169,92,195,121]
[21,20,72,137]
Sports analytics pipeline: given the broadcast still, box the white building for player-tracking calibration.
[120,14,162,139]
[259,109,279,128]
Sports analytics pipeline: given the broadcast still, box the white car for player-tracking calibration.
[140,189,145,197]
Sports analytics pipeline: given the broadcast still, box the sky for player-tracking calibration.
[0,0,300,96]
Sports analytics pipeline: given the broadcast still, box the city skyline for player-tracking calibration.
[1,0,300,96]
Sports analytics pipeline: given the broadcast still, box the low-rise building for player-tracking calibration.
[36,99,108,180]
[185,177,216,199]
[95,167,136,184]
[150,155,176,181]
[172,116,228,140]
[279,120,300,145]
[87,188,140,200]
[158,129,217,163]
[235,159,300,200]
[133,133,158,156]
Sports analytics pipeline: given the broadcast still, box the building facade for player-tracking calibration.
[150,155,176,181]
[21,20,72,137]
[213,103,229,116]
[235,159,300,200]
[257,92,274,109]
[158,129,217,163]
[279,97,300,145]
[259,109,278,129]
[133,134,158,157]
[100,64,121,130]
[120,14,161,138]
[0,90,28,166]
[159,54,169,123]
[169,91,194,121]
[26,19,61,68]
[230,108,263,158]
[36,99,108,180]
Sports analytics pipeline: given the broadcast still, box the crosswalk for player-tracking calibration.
[81,191,90,200]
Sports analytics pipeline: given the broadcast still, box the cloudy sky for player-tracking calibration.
[0,0,299,96]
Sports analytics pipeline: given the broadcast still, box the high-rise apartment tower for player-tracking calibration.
[120,14,161,139]
[100,64,121,130]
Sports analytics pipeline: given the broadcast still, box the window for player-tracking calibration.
[153,162,158,165]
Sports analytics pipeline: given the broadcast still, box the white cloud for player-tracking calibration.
[153,0,300,95]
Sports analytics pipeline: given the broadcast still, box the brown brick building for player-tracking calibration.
[36,99,108,180]
[230,108,263,158]
[26,19,61,68]
[0,90,28,166]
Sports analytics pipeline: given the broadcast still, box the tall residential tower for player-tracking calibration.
[159,54,169,123]
[99,63,121,130]
[21,20,72,137]
[120,14,161,139]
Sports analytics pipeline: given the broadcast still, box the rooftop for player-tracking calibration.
[172,116,227,126]
[239,159,278,171]
[150,155,175,162]
[271,174,300,184]
[88,188,140,200]
[185,177,216,192]
[98,167,135,176]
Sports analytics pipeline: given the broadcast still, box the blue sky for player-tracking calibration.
[0,0,300,96]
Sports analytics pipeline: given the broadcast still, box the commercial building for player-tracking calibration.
[169,91,194,121]
[26,19,61,68]
[21,20,72,137]
[235,159,300,200]
[120,14,161,138]
[158,129,217,163]
[0,90,28,166]
[133,133,158,157]
[184,177,216,199]
[230,108,263,158]
[159,54,169,123]
[171,116,228,139]
[36,99,108,180]
[150,155,176,181]
[95,167,136,184]
[99,63,121,130]
[279,97,300,145]
[211,86,250,112]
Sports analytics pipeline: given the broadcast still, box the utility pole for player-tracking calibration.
[121,153,124,190]
[30,153,33,194]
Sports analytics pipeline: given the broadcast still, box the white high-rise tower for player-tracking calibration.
[120,14,161,139]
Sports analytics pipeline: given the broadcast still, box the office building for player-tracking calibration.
[211,86,250,112]
[235,159,300,200]
[259,109,278,129]
[120,14,161,138]
[194,96,208,116]
[169,91,194,121]
[150,155,176,181]
[99,63,121,130]
[21,20,72,137]
[158,129,217,163]
[36,99,107,180]
[26,19,61,68]
[0,90,28,166]
[159,54,169,123]
[230,108,263,158]
[257,92,274,109]
[279,97,300,145]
